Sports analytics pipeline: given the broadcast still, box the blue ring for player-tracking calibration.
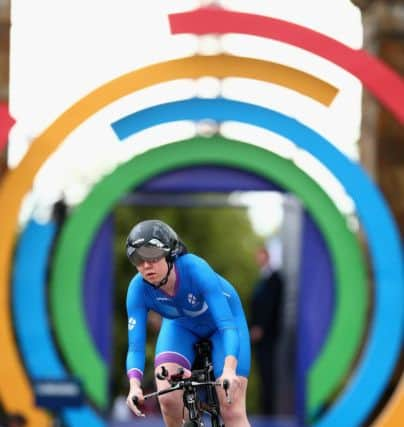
[12,219,105,427]
[111,97,404,427]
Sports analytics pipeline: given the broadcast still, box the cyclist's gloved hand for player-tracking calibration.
[219,369,241,405]
[127,385,145,417]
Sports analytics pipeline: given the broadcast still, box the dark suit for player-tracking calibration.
[250,269,284,415]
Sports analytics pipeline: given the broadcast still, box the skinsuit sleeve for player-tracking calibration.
[126,276,148,382]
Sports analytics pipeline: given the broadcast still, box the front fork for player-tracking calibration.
[183,385,204,426]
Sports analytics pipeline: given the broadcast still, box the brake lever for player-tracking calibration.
[156,365,169,380]
[222,379,231,404]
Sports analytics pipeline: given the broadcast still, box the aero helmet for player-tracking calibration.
[126,220,184,287]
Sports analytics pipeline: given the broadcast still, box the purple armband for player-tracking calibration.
[127,368,143,382]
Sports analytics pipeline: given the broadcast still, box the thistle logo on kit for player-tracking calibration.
[187,294,198,305]
[128,318,136,330]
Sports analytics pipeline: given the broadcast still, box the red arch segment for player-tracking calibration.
[0,103,14,151]
[169,7,404,124]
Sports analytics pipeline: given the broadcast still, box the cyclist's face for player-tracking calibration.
[136,257,168,284]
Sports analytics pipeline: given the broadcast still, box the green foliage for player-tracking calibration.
[112,204,264,413]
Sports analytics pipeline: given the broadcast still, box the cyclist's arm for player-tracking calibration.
[223,355,238,371]
[125,279,148,415]
[126,279,148,384]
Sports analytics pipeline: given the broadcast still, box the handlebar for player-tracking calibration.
[132,375,231,407]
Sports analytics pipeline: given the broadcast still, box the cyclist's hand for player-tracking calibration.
[127,386,145,417]
[171,367,192,380]
[219,370,241,404]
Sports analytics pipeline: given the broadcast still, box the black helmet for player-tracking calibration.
[126,219,180,267]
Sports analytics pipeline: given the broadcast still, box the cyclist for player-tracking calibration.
[125,219,251,427]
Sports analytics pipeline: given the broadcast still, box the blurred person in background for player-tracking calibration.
[249,245,285,415]
[124,219,251,427]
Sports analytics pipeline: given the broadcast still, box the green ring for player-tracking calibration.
[50,136,367,409]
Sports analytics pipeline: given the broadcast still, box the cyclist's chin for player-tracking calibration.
[145,273,159,284]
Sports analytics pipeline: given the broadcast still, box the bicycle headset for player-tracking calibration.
[126,219,187,288]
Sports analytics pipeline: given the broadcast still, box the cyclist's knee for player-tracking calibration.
[155,363,184,416]
[221,403,246,423]
[158,390,181,415]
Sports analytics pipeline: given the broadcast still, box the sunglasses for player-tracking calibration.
[128,242,169,266]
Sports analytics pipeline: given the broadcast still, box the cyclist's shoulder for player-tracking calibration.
[176,253,210,270]
[130,271,144,283]
[127,273,145,295]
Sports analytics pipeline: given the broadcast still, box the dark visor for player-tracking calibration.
[129,245,168,266]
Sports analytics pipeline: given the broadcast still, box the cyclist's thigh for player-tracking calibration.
[155,318,200,371]
[210,313,251,378]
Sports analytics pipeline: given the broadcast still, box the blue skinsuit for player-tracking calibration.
[126,253,251,380]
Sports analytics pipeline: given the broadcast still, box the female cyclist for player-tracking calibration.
[124,219,251,427]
